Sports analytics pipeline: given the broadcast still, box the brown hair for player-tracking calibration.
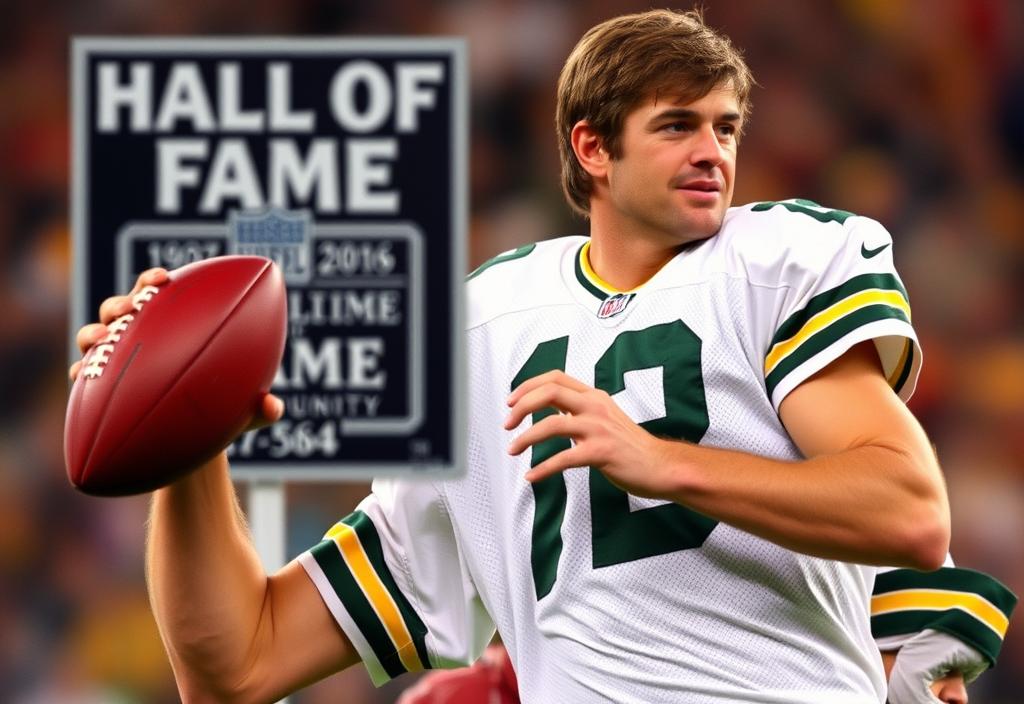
[556,8,754,216]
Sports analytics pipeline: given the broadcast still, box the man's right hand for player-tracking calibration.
[68,266,285,432]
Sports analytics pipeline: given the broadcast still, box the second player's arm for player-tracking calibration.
[507,342,949,570]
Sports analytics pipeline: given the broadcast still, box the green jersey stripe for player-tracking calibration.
[874,568,1017,615]
[309,539,407,679]
[871,609,1007,668]
[770,273,909,350]
[467,243,537,281]
[573,244,609,301]
[343,511,432,668]
[764,304,911,397]
[891,342,914,395]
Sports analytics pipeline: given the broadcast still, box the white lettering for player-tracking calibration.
[284,337,342,390]
[154,63,215,132]
[396,62,443,133]
[157,139,208,212]
[199,138,263,212]
[347,337,386,390]
[98,62,152,132]
[268,63,314,131]
[330,61,393,133]
[346,139,398,213]
[274,337,387,390]
[269,139,339,210]
[218,63,264,131]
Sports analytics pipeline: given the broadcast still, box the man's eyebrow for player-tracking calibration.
[649,108,742,123]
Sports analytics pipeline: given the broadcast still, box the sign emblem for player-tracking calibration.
[230,208,312,285]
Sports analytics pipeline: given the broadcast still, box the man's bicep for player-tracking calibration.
[778,341,934,461]
[252,560,362,701]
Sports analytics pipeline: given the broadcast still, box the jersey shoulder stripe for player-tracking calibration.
[764,273,913,397]
[466,243,537,282]
[306,510,432,682]
[871,567,1018,666]
[718,201,920,407]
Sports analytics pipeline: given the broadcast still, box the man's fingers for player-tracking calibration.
[69,360,82,382]
[244,393,285,432]
[98,295,135,325]
[97,268,169,324]
[525,446,589,482]
[508,413,579,456]
[135,267,168,291]
[76,323,108,355]
[508,369,591,406]
[505,384,587,429]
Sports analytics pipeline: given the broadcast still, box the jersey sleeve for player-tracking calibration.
[298,478,496,686]
[872,564,1017,667]
[756,204,921,411]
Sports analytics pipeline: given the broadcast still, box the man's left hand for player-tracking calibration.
[883,629,987,704]
[506,370,677,497]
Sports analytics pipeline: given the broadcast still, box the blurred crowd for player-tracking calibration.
[1,0,1022,701]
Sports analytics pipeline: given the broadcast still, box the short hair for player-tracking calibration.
[556,8,754,216]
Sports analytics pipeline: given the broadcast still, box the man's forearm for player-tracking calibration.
[146,452,269,701]
[660,440,949,569]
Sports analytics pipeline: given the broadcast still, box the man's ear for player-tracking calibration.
[570,120,609,180]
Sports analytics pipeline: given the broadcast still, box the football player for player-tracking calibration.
[71,8,1016,703]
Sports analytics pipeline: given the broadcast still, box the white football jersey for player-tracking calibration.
[300,200,922,703]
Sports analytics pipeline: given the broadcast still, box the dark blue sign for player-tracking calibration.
[72,39,467,479]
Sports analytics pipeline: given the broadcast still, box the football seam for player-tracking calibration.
[78,260,274,486]
[78,342,143,481]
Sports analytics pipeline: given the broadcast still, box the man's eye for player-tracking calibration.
[717,124,736,137]
[665,122,690,133]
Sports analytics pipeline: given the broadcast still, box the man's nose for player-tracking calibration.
[690,124,725,167]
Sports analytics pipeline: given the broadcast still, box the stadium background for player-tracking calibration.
[1,0,1022,701]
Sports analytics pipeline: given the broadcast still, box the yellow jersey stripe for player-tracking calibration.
[579,241,650,294]
[327,523,424,672]
[871,589,1009,637]
[765,289,910,375]
[579,241,619,294]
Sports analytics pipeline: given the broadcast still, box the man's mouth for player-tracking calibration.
[677,179,721,192]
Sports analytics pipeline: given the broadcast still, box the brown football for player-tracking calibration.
[64,256,287,496]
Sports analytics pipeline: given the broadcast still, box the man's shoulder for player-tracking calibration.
[466,235,584,329]
[711,199,887,286]
[720,199,860,250]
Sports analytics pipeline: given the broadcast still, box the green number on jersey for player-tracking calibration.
[751,198,855,224]
[511,336,570,599]
[512,322,718,599]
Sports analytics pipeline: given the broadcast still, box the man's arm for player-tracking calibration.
[147,451,361,703]
[75,269,360,703]
[507,341,950,569]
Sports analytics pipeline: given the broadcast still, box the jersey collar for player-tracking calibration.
[573,240,640,301]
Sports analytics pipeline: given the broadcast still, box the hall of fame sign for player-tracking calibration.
[71,38,466,479]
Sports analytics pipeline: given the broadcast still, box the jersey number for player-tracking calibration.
[512,320,718,599]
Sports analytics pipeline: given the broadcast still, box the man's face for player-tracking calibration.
[603,85,741,245]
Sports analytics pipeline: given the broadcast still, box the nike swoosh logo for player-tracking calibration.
[861,243,890,258]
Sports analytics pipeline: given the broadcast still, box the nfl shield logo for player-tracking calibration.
[229,208,313,285]
[597,292,635,319]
